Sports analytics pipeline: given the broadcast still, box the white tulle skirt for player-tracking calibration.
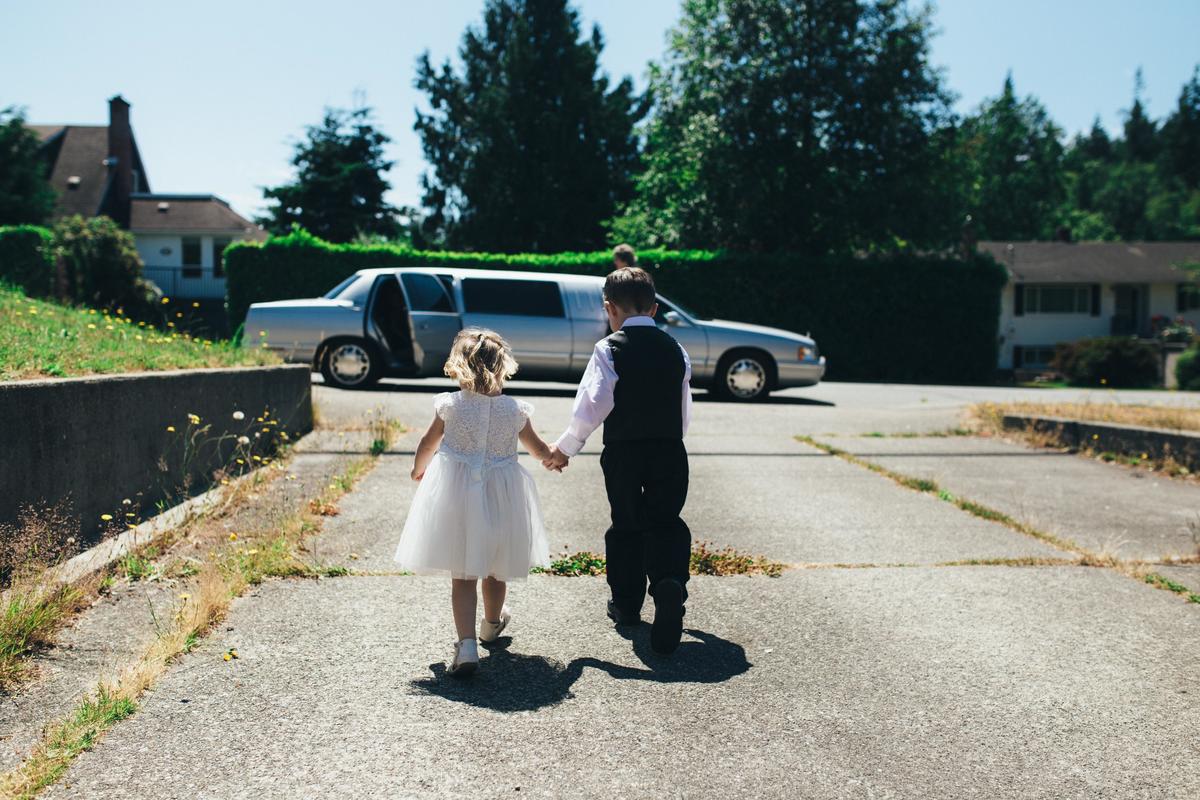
[394,450,550,581]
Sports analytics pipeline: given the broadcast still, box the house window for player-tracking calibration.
[212,239,231,278]
[182,238,202,278]
[1178,284,1200,312]
[1023,284,1091,314]
[1018,346,1058,369]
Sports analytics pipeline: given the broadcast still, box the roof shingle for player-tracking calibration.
[980,241,1200,284]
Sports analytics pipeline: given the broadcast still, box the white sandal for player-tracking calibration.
[479,606,512,643]
[448,638,479,677]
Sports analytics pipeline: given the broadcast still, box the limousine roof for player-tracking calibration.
[353,265,606,288]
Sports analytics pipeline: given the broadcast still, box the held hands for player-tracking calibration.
[542,445,569,473]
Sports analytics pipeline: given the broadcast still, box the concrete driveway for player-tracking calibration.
[46,378,1200,798]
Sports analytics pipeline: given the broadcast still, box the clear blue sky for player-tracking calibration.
[3,1,1198,219]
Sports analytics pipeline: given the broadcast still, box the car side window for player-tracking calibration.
[461,278,565,318]
[401,273,455,313]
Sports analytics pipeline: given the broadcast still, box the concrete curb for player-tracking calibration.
[1002,413,1200,469]
[0,364,312,545]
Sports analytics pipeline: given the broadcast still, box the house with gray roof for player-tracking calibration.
[980,241,1200,372]
[32,96,265,299]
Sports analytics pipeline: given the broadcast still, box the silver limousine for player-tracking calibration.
[244,267,826,401]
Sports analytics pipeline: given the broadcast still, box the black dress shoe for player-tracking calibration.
[650,579,685,655]
[607,600,641,626]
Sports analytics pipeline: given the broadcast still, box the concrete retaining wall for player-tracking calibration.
[0,365,312,544]
[1002,413,1200,470]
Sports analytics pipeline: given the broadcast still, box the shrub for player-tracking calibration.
[226,228,1007,384]
[0,224,54,295]
[1051,337,1160,388]
[1176,347,1200,391]
[53,215,158,313]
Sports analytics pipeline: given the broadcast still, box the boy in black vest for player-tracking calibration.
[545,258,693,655]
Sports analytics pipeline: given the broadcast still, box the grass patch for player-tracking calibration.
[690,541,785,577]
[0,284,277,381]
[533,542,786,578]
[973,401,1200,434]
[1144,572,1200,603]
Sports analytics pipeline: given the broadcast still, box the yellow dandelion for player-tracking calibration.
[167,322,175,328]
[135,334,143,341]
[1141,453,1149,460]
[100,513,113,521]
[236,458,245,465]
[179,593,190,600]
[246,549,259,556]
[176,312,183,318]
[28,308,37,315]
[1100,378,1107,385]
[192,301,200,308]
[230,649,239,658]
[105,324,114,330]
[1092,434,1099,440]
[258,330,266,337]
[161,297,170,304]
[87,323,97,329]
[252,455,262,461]
[223,653,232,662]
[166,425,176,432]
[125,512,135,518]
[220,479,230,485]
[229,532,238,541]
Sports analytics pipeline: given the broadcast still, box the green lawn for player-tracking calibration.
[0,285,279,381]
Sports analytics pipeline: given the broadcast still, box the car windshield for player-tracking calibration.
[659,295,709,321]
[323,274,360,299]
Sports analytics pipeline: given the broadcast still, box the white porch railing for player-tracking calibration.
[143,265,227,300]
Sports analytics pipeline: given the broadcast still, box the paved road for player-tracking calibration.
[47,379,1200,798]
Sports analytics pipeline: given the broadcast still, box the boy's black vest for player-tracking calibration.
[603,325,686,444]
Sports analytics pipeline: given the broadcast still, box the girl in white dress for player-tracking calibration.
[395,328,553,676]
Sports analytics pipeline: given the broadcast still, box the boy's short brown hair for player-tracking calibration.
[612,243,637,268]
[603,266,657,314]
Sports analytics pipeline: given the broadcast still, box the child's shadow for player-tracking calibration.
[410,628,751,713]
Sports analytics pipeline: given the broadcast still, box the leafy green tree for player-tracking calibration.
[259,105,399,243]
[414,0,644,252]
[959,76,1065,240]
[0,107,56,226]
[610,0,958,254]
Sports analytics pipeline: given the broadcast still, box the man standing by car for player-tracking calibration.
[613,243,637,269]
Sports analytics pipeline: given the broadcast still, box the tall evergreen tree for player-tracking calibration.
[1160,66,1200,189]
[1122,68,1159,163]
[0,107,57,226]
[259,105,399,243]
[414,0,645,252]
[609,0,958,254]
[959,75,1065,240]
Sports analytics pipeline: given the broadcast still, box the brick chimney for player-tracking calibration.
[104,95,134,227]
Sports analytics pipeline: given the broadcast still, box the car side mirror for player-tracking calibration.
[663,310,684,327]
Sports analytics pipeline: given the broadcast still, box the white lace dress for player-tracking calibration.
[394,390,550,581]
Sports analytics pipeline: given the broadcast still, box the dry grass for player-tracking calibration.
[971,401,1200,433]
[0,451,379,800]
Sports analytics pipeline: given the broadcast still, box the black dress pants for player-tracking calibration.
[600,439,691,613]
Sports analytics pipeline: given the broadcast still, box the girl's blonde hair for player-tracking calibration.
[443,328,519,395]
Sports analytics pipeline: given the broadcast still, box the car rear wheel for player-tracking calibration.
[712,350,773,402]
[319,339,382,390]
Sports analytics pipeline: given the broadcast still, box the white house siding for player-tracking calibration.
[134,233,229,300]
[998,281,1200,369]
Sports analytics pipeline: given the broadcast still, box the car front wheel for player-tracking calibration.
[712,350,773,402]
[319,339,382,389]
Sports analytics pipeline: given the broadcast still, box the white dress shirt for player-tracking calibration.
[554,316,693,457]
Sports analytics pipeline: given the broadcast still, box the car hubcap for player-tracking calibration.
[726,358,766,399]
[330,343,370,385]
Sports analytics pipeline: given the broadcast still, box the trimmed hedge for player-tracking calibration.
[1052,337,1161,388]
[1176,347,1200,391]
[225,228,1007,383]
[0,225,54,296]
